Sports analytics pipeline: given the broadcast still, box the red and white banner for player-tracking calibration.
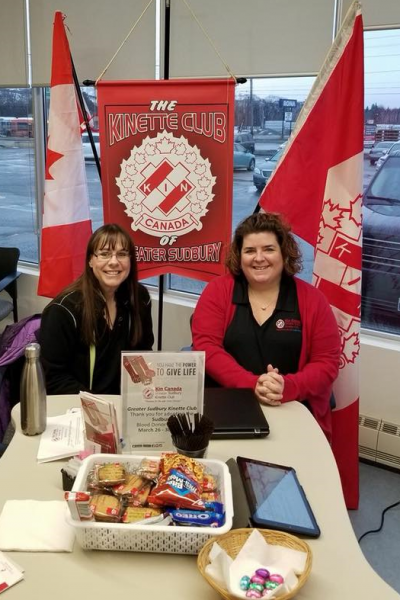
[97,79,235,280]
[38,11,92,298]
[260,2,364,508]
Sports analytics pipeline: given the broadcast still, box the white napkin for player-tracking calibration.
[0,501,75,552]
[205,529,307,599]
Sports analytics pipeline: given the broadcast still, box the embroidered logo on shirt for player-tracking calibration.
[275,318,302,332]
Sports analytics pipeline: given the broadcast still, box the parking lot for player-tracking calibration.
[0,141,377,265]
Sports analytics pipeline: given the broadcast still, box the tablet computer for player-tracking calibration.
[236,456,321,538]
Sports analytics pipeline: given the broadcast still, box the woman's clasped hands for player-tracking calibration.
[255,364,284,406]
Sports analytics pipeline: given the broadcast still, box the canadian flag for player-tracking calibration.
[38,11,92,298]
[259,1,364,508]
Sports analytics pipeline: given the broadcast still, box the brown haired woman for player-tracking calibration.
[40,224,154,394]
[192,212,340,441]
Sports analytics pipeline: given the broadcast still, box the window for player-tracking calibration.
[1,30,399,336]
[362,29,400,335]
[0,88,37,263]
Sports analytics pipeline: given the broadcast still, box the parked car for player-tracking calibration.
[252,145,286,191]
[375,141,400,170]
[362,151,400,331]
[82,132,100,160]
[234,132,255,153]
[233,143,255,171]
[368,141,394,165]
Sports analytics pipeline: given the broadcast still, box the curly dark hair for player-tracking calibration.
[225,212,302,277]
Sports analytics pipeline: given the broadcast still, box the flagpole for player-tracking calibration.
[155,0,171,351]
[71,56,102,180]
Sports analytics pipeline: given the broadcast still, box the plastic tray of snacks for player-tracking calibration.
[66,453,233,554]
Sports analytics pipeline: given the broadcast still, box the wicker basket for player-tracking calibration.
[197,528,312,600]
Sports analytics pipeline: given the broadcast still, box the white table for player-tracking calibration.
[0,396,398,599]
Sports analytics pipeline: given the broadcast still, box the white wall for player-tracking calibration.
[359,334,400,423]
[2,270,400,425]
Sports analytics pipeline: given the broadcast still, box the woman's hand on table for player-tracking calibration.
[255,364,284,406]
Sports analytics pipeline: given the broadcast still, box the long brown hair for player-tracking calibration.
[225,212,302,277]
[57,224,142,346]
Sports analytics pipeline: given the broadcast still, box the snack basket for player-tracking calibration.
[197,528,312,600]
[66,453,233,555]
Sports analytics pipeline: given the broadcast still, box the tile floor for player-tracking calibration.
[348,461,400,594]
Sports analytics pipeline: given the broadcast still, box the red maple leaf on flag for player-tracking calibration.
[341,331,360,365]
[45,148,64,181]
[349,193,363,228]
[321,199,345,231]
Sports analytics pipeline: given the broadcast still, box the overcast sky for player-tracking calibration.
[236,29,400,110]
[364,29,400,108]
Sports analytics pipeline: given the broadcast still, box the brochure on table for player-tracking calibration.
[121,351,205,452]
[80,392,121,454]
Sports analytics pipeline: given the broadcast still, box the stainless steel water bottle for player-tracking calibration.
[20,342,47,435]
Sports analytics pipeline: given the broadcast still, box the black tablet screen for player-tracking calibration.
[237,456,320,537]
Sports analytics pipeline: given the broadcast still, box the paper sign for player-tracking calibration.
[37,411,84,463]
[121,351,205,452]
[80,392,120,454]
[0,552,24,593]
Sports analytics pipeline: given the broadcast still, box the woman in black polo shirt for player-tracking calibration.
[192,212,340,441]
[40,223,154,395]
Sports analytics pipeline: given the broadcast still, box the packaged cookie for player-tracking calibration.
[128,481,153,507]
[122,506,162,524]
[113,474,146,498]
[136,458,160,482]
[170,508,225,527]
[96,463,126,487]
[90,493,122,522]
[86,466,104,492]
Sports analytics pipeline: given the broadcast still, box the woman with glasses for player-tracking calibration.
[40,224,154,394]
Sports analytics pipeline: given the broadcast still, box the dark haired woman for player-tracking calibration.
[40,224,154,394]
[192,212,340,441]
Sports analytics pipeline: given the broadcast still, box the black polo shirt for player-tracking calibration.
[223,274,302,376]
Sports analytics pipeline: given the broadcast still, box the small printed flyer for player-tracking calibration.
[121,351,205,452]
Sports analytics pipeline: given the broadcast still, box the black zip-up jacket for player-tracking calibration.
[40,285,154,395]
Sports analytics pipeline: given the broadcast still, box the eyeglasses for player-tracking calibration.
[93,250,131,261]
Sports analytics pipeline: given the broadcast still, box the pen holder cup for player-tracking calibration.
[173,445,208,459]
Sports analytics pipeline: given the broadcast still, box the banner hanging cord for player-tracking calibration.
[95,0,155,86]
[180,0,236,83]
[94,0,236,85]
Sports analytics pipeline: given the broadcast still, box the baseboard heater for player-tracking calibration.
[359,414,400,469]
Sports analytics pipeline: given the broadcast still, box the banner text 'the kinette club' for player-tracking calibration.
[97,79,235,281]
